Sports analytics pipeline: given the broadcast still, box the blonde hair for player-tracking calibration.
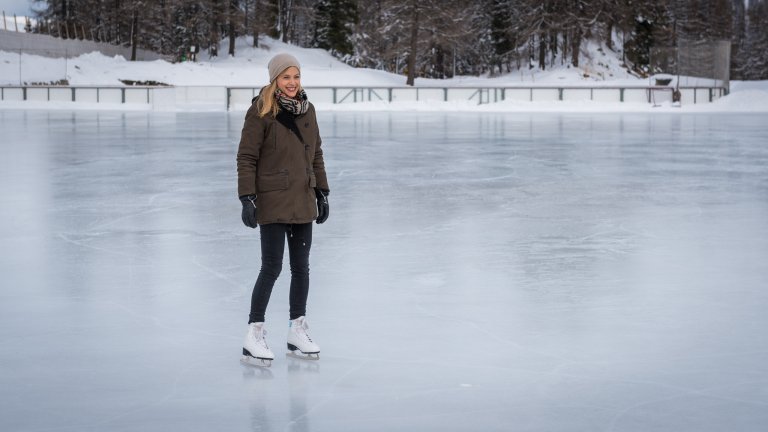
[257,81,280,118]
[256,80,304,118]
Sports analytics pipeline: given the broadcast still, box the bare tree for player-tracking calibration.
[228,0,240,56]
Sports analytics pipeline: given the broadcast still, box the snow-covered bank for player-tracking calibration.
[0,35,655,88]
[0,36,402,87]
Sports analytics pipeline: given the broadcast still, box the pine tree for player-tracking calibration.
[621,0,672,75]
[313,0,357,59]
[730,0,747,79]
[742,0,768,79]
[488,0,514,74]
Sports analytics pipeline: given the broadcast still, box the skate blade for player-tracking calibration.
[286,351,320,361]
[240,355,272,368]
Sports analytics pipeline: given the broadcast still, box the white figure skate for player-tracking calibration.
[241,322,274,367]
[287,316,320,360]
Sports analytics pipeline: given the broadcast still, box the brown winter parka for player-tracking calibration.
[236,99,329,225]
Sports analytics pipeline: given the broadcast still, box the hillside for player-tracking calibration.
[1,35,645,87]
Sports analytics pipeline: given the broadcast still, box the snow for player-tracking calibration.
[1,35,768,112]
[0,36,644,87]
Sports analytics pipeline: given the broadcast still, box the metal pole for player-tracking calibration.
[19,48,22,86]
[3,11,7,31]
[452,47,456,78]
[14,14,19,32]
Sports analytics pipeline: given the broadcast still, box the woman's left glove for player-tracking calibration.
[315,189,329,224]
[240,195,258,228]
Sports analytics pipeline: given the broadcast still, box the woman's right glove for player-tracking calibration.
[315,189,329,224]
[240,195,258,228]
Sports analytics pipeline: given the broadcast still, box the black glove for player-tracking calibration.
[240,195,258,228]
[315,189,329,224]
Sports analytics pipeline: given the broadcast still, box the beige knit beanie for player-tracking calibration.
[268,53,301,82]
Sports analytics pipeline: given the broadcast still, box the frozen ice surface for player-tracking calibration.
[1,110,768,431]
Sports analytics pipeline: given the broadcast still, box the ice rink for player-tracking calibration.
[1,110,768,431]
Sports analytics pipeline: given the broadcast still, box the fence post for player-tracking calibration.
[2,11,6,31]
[71,87,75,102]
[226,87,231,111]
[620,88,624,102]
[332,88,336,104]
[14,14,18,32]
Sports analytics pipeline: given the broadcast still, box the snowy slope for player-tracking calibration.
[1,36,405,87]
[2,35,646,87]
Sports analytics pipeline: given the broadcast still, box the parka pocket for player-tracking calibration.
[307,169,317,188]
[257,169,289,192]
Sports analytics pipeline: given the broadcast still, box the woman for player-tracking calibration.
[236,53,330,366]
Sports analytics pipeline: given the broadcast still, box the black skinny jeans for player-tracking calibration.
[249,222,312,323]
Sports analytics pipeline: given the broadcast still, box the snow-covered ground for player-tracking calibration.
[0,36,655,87]
[1,35,767,111]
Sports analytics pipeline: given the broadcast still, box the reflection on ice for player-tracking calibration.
[1,110,767,431]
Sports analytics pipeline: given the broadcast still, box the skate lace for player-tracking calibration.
[297,322,313,343]
[254,327,270,349]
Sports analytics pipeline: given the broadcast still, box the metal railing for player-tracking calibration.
[0,85,153,103]
[227,85,728,109]
[0,85,729,110]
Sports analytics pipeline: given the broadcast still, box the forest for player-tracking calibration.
[28,0,768,82]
